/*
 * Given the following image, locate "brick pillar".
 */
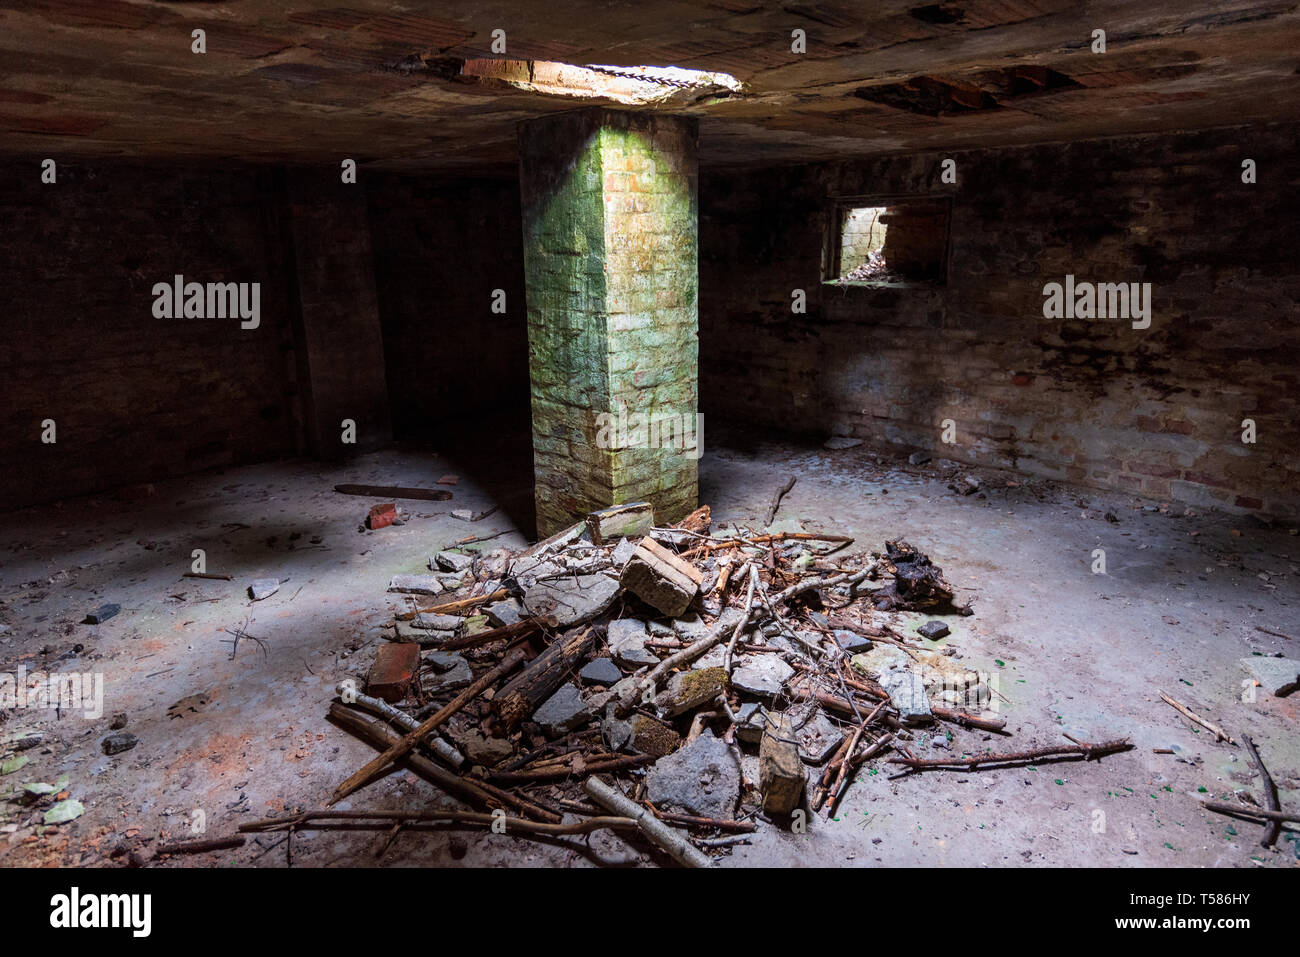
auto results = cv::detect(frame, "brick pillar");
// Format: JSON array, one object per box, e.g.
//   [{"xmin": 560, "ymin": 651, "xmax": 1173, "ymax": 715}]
[{"xmin": 519, "ymin": 108, "xmax": 699, "ymax": 537}]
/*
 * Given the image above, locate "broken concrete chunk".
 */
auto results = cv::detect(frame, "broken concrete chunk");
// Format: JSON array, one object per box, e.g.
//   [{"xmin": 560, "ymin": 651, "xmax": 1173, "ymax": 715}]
[
  {"xmin": 524, "ymin": 573, "xmax": 619, "ymax": 627},
  {"xmin": 367, "ymin": 642, "xmax": 421, "ymax": 703},
  {"xmin": 736, "ymin": 702, "xmax": 768, "ymax": 744},
  {"xmin": 619, "ymin": 537, "xmax": 703, "ymax": 618},
  {"xmin": 84, "ymin": 603, "xmax": 121, "ymax": 624},
  {"xmin": 461, "ymin": 614, "xmax": 492, "ymax": 637},
  {"xmin": 587, "ymin": 502, "xmax": 655, "ymax": 546},
  {"xmin": 423, "ymin": 650, "xmax": 464, "ymax": 673},
  {"xmin": 731, "ymin": 656, "xmax": 795, "ymax": 698},
  {"xmin": 832, "ymin": 629, "xmax": 872, "ymax": 653},
  {"xmin": 484, "ymin": 599, "xmax": 525, "ymax": 627},
  {"xmin": 878, "ymin": 670, "xmax": 933, "ymax": 724},
  {"xmin": 645, "ymin": 730, "xmax": 741, "ymax": 820},
  {"xmin": 387, "ymin": 574, "xmax": 442, "ymax": 596},
  {"xmin": 434, "ymin": 573, "xmax": 466, "ymax": 590},
  {"xmin": 658, "ymin": 666, "xmax": 727, "ymax": 717},
  {"xmin": 579, "ymin": 657, "xmax": 622, "ymax": 686},
  {"xmin": 796, "ymin": 710, "xmax": 844, "ymax": 765},
  {"xmin": 611, "ymin": 537, "xmax": 638, "ymax": 566},
  {"xmin": 422, "ymin": 656, "xmax": 473, "ymax": 693},
  {"xmin": 455, "ymin": 729, "xmax": 513, "ymax": 768},
  {"xmin": 101, "ymin": 731, "xmax": 139, "ymax": 756},
  {"xmin": 412, "ymin": 612, "xmax": 462, "ymax": 632},
  {"xmin": 247, "ymin": 580, "xmax": 279, "ymax": 601},
  {"xmin": 908, "ymin": 450, "xmax": 932, "ymax": 466},
  {"xmin": 433, "ymin": 550, "xmax": 475, "ymax": 573},
  {"xmin": 760, "ymin": 713, "xmax": 806, "ymax": 815},
  {"xmin": 850, "ymin": 644, "xmax": 911, "ymax": 678},
  {"xmin": 918, "ymin": 620, "xmax": 951, "ymax": 640},
  {"xmin": 672, "ymin": 612, "xmax": 707, "ymax": 641},
  {"xmin": 533, "ymin": 685, "xmax": 592, "ymax": 736},
  {"xmin": 1240, "ymin": 656, "xmax": 1300, "ymax": 697},
  {"xmin": 608, "ymin": 618, "xmax": 658, "ymax": 667}
]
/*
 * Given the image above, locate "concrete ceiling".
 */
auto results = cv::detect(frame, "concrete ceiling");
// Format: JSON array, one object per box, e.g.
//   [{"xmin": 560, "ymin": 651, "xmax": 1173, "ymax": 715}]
[{"xmin": 1, "ymin": 0, "xmax": 1298, "ymax": 171}]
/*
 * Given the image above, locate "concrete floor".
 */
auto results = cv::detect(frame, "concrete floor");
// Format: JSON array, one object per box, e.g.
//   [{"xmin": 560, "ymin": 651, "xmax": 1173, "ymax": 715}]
[{"xmin": 1, "ymin": 429, "xmax": 1296, "ymax": 868}]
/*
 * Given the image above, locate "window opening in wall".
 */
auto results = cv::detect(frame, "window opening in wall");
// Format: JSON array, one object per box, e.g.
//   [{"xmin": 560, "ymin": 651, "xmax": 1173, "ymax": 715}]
[{"xmin": 830, "ymin": 199, "xmax": 950, "ymax": 286}]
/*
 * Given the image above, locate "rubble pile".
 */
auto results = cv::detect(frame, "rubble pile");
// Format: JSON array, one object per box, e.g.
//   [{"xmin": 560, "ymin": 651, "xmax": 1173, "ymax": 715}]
[{"xmin": 256, "ymin": 502, "xmax": 1129, "ymax": 866}]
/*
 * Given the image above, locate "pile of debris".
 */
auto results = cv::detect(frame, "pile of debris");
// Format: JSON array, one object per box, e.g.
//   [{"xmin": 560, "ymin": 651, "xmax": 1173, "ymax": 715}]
[{"xmin": 243, "ymin": 502, "xmax": 1130, "ymax": 866}]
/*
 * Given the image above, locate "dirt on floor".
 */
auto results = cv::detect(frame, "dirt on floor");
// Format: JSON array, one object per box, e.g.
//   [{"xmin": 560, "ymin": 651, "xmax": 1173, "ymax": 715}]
[{"xmin": 1, "ymin": 430, "xmax": 1296, "ymax": 868}]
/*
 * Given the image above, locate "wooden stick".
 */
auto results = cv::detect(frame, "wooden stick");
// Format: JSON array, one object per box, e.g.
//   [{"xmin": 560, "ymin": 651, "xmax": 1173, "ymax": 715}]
[
  {"xmin": 651, "ymin": 809, "xmax": 758, "ymax": 833},
  {"xmin": 764, "ymin": 475, "xmax": 796, "ymax": 526},
  {"xmin": 486, "ymin": 754, "xmax": 651, "ymax": 784},
  {"xmin": 331, "ymin": 648, "xmax": 526, "ymax": 804},
  {"xmin": 336, "ymin": 683, "xmax": 465, "ymax": 768},
  {"xmin": 1159, "ymin": 691, "xmax": 1235, "ymax": 745},
  {"xmin": 439, "ymin": 614, "xmax": 556, "ymax": 652},
  {"xmin": 492, "ymin": 627, "xmax": 597, "ymax": 733},
  {"xmin": 1199, "ymin": 801, "xmax": 1300, "ymax": 825},
  {"xmin": 240, "ymin": 808, "xmax": 636, "ymax": 838},
  {"xmin": 930, "ymin": 706, "xmax": 1007, "ymax": 733},
  {"xmin": 889, "ymin": 737, "xmax": 1131, "ymax": 771},
  {"xmin": 183, "ymin": 572, "xmax": 233, "ymax": 581},
  {"xmin": 154, "ymin": 835, "xmax": 245, "ymax": 856},
  {"xmin": 327, "ymin": 702, "xmax": 559, "ymax": 823},
  {"xmin": 1240, "ymin": 733, "xmax": 1282, "ymax": 847},
  {"xmin": 583, "ymin": 777, "xmax": 712, "ymax": 868},
  {"xmin": 334, "ymin": 483, "xmax": 452, "ymax": 501},
  {"xmin": 682, "ymin": 531, "xmax": 854, "ymax": 559},
  {"xmin": 395, "ymin": 588, "xmax": 511, "ymax": 621}
]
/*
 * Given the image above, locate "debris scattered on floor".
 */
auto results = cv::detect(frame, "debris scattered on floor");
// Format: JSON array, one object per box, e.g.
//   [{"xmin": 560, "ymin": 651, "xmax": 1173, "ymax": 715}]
[
  {"xmin": 247, "ymin": 579, "xmax": 280, "ymax": 601},
  {"xmin": 83, "ymin": 603, "xmax": 120, "ymax": 624}
]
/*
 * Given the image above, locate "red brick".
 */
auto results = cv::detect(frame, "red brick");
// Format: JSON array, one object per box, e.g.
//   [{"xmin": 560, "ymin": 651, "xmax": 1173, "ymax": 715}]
[
  {"xmin": 366, "ymin": 642, "xmax": 421, "ymax": 703},
  {"xmin": 367, "ymin": 502, "xmax": 397, "ymax": 529},
  {"xmin": 1234, "ymin": 495, "xmax": 1264, "ymax": 510}
]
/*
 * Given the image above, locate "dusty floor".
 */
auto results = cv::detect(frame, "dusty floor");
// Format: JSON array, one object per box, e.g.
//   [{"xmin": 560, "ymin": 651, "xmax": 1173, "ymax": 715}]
[{"xmin": 1, "ymin": 427, "xmax": 1296, "ymax": 868}]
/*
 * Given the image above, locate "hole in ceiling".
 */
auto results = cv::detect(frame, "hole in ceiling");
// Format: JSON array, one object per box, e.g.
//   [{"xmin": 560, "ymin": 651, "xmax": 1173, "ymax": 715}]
[
  {"xmin": 854, "ymin": 66, "xmax": 1079, "ymax": 116},
  {"xmin": 459, "ymin": 59, "xmax": 742, "ymax": 105}
]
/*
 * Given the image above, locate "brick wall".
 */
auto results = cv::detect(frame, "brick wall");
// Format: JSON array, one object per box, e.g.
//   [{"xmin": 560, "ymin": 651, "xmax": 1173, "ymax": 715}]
[
  {"xmin": 701, "ymin": 123, "xmax": 1300, "ymax": 517},
  {"xmin": 367, "ymin": 175, "xmax": 529, "ymax": 439},
  {"xmin": 0, "ymin": 162, "xmax": 301, "ymax": 508},
  {"xmin": 519, "ymin": 108, "xmax": 699, "ymax": 536}
]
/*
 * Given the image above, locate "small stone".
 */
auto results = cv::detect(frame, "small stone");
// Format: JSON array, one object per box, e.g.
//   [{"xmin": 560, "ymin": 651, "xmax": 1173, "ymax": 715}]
[
  {"xmin": 731, "ymin": 656, "xmax": 795, "ymax": 698},
  {"xmin": 672, "ymin": 613, "xmax": 708, "ymax": 641},
  {"xmin": 109, "ymin": 713, "xmax": 128, "ymax": 730},
  {"xmin": 760, "ymin": 713, "xmax": 806, "ymax": 815},
  {"xmin": 423, "ymin": 657, "xmax": 473, "ymax": 692},
  {"xmin": 736, "ymin": 702, "xmax": 768, "ymax": 744},
  {"xmin": 101, "ymin": 731, "xmax": 139, "ymax": 755},
  {"xmin": 433, "ymin": 551, "xmax": 475, "ymax": 573},
  {"xmin": 908, "ymin": 451, "xmax": 932, "ymax": 466},
  {"xmin": 388, "ymin": 575, "xmax": 442, "ymax": 596},
  {"xmin": 831, "ymin": 629, "xmax": 872, "ymax": 653},
  {"xmin": 645, "ymin": 730, "xmax": 741, "ymax": 819},
  {"xmin": 423, "ymin": 651, "xmax": 464, "ymax": 673},
  {"xmin": 659, "ymin": 666, "xmax": 728, "ymax": 717},
  {"xmin": 484, "ymin": 599, "xmax": 524, "ymax": 627},
  {"xmin": 611, "ymin": 537, "xmax": 638, "ymax": 566},
  {"xmin": 608, "ymin": 619, "xmax": 658, "ymax": 667},
  {"xmin": 456, "ymin": 730, "xmax": 513, "ymax": 768},
  {"xmin": 1240, "ymin": 656, "xmax": 1300, "ymax": 697},
  {"xmin": 451, "ymin": 509, "xmax": 475, "ymax": 521},
  {"xmin": 84, "ymin": 603, "xmax": 121, "ymax": 624},
  {"xmin": 918, "ymin": 620, "xmax": 951, "ymax": 640},
  {"xmin": 533, "ymin": 685, "xmax": 591, "ymax": 736},
  {"xmin": 435, "ymin": 573, "xmax": 466, "ymax": 590},
  {"xmin": 647, "ymin": 620, "xmax": 675, "ymax": 639},
  {"xmin": 796, "ymin": 711, "xmax": 843, "ymax": 764},
  {"xmin": 579, "ymin": 658, "xmax": 622, "ymax": 686},
  {"xmin": 461, "ymin": 615, "xmax": 492, "ymax": 637},
  {"xmin": 630, "ymin": 714, "xmax": 681, "ymax": 757},
  {"xmin": 823, "ymin": 436, "xmax": 862, "ymax": 450}
]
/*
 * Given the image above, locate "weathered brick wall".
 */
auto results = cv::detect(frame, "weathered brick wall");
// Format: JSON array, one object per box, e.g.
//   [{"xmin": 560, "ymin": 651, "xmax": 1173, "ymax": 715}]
[
  {"xmin": 367, "ymin": 175, "xmax": 529, "ymax": 439},
  {"xmin": 839, "ymin": 207, "xmax": 884, "ymax": 274},
  {"xmin": 520, "ymin": 108, "xmax": 699, "ymax": 536},
  {"xmin": 0, "ymin": 162, "xmax": 301, "ymax": 508},
  {"xmin": 287, "ymin": 170, "xmax": 391, "ymax": 458},
  {"xmin": 701, "ymin": 123, "xmax": 1300, "ymax": 516}
]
